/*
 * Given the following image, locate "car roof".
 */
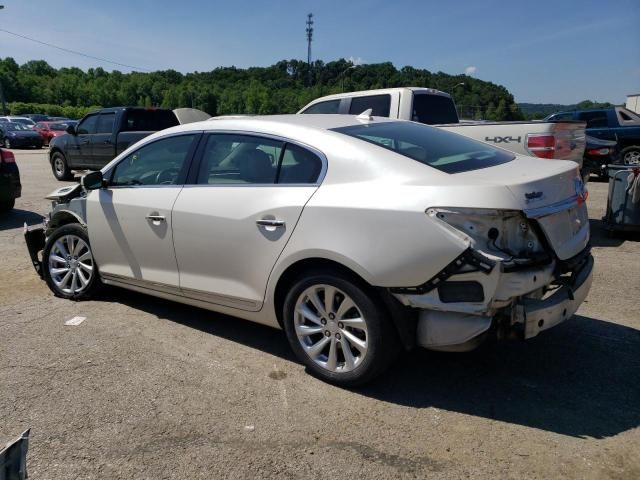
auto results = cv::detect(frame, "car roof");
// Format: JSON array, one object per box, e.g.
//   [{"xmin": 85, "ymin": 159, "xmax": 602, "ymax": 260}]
[{"xmin": 302, "ymin": 87, "xmax": 451, "ymax": 103}]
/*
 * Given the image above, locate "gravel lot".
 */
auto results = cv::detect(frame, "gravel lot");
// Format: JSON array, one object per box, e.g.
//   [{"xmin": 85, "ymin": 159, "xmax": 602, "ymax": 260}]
[{"xmin": 1, "ymin": 149, "xmax": 639, "ymax": 479}]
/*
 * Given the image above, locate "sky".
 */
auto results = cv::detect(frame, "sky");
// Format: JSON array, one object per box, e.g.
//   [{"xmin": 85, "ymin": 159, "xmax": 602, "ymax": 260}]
[{"xmin": 0, "ymin": 0, "xmax": 638, "ymax": 104}]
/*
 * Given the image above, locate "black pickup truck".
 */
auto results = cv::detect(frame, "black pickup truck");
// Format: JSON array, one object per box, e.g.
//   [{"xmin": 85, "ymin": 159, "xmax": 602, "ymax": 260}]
[
  {"xmin": 546, "ymin": 107, "xmax": 640, "ymax": 166},
  {"xmin": 49, "ymin": 107, "xmax": 180, "ymax": 180}
]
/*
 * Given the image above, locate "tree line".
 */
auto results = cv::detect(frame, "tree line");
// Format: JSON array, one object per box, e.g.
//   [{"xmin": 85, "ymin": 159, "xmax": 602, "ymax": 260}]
[{"xmin": 0, "ymin": 57, "xmax": 526, "ymax": 120}]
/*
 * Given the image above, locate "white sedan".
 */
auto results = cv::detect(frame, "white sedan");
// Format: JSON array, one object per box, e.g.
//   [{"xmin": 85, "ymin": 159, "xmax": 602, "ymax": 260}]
[{"xmin": 25, "ymin": 114, "xmax": 593, "ymax": 386}]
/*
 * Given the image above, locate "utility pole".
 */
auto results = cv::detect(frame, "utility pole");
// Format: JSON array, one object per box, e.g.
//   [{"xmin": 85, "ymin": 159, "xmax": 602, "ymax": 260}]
[
  {"xmin": 0, "ymin": 5, "xmax": 7, "ymax": 114},
  {"xmin": 305, "ymin": 13, "xmax": 313, "ymax": 86}
]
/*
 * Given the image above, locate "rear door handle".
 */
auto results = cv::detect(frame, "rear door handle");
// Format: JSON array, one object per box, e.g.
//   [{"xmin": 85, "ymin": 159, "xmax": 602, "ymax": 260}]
[
  {"xmin": 256, "ymin": 219, "xmax": 285, "ymax": 228},
  {"xmin": 145, "ymin": 214, "xmax": 166, "ymax": 222}
]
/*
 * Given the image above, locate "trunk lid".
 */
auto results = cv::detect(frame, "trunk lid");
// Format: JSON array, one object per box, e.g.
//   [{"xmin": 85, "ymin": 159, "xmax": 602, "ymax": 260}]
[{"xmin": 456, "ymin": 156, "xmax": 589, "ymax": 259}]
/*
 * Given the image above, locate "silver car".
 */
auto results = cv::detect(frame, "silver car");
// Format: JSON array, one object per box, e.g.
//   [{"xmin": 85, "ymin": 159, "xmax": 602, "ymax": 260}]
[{"xmin": 25, "ymin": 114, "xmax": 593, "ymax": 386}]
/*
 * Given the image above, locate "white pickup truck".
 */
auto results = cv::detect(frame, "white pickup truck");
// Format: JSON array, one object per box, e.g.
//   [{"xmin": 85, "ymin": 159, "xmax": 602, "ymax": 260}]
[{"xmin": 298, "ymin": 87, "xmax": 586, "ymax": 164}]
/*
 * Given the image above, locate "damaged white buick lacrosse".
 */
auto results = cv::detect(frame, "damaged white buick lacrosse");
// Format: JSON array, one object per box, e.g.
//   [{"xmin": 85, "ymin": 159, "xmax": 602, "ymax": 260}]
[{"xmin": 25, "ymin": 113, "xmax": 593, "ymax": 386}]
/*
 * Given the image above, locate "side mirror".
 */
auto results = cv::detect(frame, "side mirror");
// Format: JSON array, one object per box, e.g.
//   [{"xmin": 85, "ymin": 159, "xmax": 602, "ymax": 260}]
[
  {"xmin": 66, "ymin": 124, "xmax": 77, "ymax": 135},
  {"xmin": 81, "ymin": 171, "xmax": 104, "ymax": 190}
]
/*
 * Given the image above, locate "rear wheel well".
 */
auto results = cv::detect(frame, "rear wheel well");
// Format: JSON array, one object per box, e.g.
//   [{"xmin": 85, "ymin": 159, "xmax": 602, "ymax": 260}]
[{"xmin": 273, "ymin": 258, "xmax": 416, "ymax": 349}]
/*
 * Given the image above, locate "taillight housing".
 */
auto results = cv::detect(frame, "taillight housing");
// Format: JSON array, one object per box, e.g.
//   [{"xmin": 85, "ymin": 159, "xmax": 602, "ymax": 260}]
[
  {"xmin": 587, "ymin": 148, "xmax": 610, "ymax": 156},
  {"xmin": 0, "ymin": 149, "xmax": 16, "ymax": 164},
  {"xmin": 526, "ymin": 134, "xmax": 556, "ymax": 159}
]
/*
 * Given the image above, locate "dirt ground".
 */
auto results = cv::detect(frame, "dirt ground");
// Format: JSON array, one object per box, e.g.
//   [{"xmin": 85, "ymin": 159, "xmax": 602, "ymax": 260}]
[{"xmin": 1, "ymin": 149, "xmax": 639, "ymax": 479}]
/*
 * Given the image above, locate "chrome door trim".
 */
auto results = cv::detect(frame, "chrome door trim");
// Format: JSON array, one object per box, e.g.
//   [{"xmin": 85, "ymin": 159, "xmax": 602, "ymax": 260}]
[{"xmin": 100, "ymin": 272, "xmax": 260, "ymax": 311}]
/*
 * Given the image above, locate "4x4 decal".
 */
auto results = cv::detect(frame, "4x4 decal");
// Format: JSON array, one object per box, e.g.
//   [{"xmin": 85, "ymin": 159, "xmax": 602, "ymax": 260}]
[{"xmin": 484, "ymin": 136, "xmax": 522, "ymax": 144}]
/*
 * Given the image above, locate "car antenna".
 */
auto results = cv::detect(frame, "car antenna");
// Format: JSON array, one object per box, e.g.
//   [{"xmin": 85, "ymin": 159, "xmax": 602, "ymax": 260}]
[{"xmin": 357, "ymin": 108, "xmax": 374, "ymax": 122}]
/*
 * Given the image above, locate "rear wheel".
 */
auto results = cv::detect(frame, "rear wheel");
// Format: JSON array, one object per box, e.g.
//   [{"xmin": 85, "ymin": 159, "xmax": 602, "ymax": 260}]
[
  {"xmin": 42, "ymin": 223, "xmax": 102, "ymax": 300},
  {"xmin": 51, "ymin": 151, "xmax": 73, "ymax": 181},
  {"xmin": 621, "ymin": 146, "xmax": 640, "ymax": 166},
  {"xmin": 0, "ymin": 199, "xmax": 15, "ymax": 212},
  {"xmin": 282, "ymin": 269, "xmax": 400, "ymax": 386}
]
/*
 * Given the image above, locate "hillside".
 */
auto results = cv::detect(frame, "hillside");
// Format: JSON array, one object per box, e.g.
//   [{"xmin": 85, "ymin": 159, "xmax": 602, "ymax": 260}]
[{"xmin": 0, "ymin": 57, "xmax": 523, "ymax": 120}]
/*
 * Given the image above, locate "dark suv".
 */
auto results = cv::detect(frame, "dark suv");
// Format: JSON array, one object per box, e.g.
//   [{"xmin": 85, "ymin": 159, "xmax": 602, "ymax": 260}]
[{"xmin": 0, "ymin": 148, "xmax": 21, "ymax": 211}]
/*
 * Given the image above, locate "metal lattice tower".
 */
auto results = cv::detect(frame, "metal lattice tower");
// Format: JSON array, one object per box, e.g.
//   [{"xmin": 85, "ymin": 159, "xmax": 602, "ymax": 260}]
[{"xmin": 306, "ymin": 13, "xmax": 314, "ymax": 85}]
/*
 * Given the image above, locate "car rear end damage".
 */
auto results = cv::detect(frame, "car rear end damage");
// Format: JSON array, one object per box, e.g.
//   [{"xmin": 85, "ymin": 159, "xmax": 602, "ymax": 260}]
[{"xmin": 391, "ymin": 171, "xmax": 593, "ymax": 352}]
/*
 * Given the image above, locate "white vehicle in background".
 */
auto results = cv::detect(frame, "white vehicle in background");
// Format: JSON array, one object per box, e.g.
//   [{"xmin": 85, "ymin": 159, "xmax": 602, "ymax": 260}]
[
  {"xmin": 25, "ymin": 114, "xmax": 593, "ymax": 386},
  {"xmin": 299, "ymin": 87, "xmax": 586, "ymax": 165},
  {"xmin": 0, "ymin": 116, "xmax": 36, "ymax": 127}
]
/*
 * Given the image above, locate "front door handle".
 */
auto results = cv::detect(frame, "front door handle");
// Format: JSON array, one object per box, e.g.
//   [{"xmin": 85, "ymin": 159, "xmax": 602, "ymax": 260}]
[
  {"xmin": 145, "ymin": 214, "xmax": 166, "ymax": 222},
  {"xmin": 256, "ymin": 219, "xmax": 285, "ymax": 228}
]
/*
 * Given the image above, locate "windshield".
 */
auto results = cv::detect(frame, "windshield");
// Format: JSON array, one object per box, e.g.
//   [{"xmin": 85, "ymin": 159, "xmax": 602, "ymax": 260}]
[
  {"xmin": 332, "ymin": 121, "xmax": 515, "ymax": 174},
  {"xmin": 12, "ymin": 118, "xmax": 35, "ymax": 125}
]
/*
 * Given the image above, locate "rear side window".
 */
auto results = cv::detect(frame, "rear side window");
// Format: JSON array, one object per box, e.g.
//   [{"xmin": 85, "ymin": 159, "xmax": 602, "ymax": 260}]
[
  {"xmin": 197, "ymin": 134, "xmax": 282, "ymax": 185},
  {"xmin": 96, "ymin": 113, "xmax": 115, "ymax": 134},
  {"xmin": 278, "ymin": 144, "xmax": 323, "ymax": 184},
  {"xmin": 348, "ymin": 95, "xmax": 391, "ymax": 117},
  {"xmin": 123, "ymin": 109, "xmax": 179, "ymax": 131},
  {"xmin": 577, "ymin": 111, "xmax": 609, "ymax": 129},
  {"xmin": 333, "ymin": 121, "xmax": 514, "ymax": 174},
  {"xmin": 302, "ymin": 100, "xmax": 340, "ymax": 114},
  {"xmin": 412, "ymin": 94, "xmax": 459, "ymax": 124}
]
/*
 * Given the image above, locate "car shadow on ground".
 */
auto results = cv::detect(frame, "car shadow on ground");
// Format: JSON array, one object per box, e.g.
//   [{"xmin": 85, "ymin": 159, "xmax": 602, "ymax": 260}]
[
  {"xmin": 101, "ymin": 289, "xmax": 640, "ymax": 440},
  {"xmin": 0, "ymin": 209, "xmax": 45, "ymax": 231},
  {"xmin": 589, "ymin": 218, "xmax": 640, "ymax": 247}
]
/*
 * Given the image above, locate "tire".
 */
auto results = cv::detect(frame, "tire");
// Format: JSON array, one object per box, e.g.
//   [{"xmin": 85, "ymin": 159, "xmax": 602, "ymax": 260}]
[
  {"xmin": 4, "ymin": 138, "xmax": 11, "ymax": 149},
  {"xmin": 51, "ymin": 151, "xmax": 73, "ymax": 181},
  {"xmin": 42, "ymin": 223, "xmax": 102, "ymax": 300},
  {"xmin": 621, "ymin": 146, "xmax": 640, "ymax": 166},
  {"xmin": 282, "ymin": 268, "xmax": 401, "ymax": 387},
  {"xmin": 0, "ymin": 198, "xmax": 15, "ymax": 212}
]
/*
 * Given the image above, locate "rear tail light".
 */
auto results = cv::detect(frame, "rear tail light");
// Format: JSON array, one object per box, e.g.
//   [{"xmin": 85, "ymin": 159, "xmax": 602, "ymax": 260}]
[
  {"xmin": 587, "ymin": 148, "xmax": 610, "ymax": 156},
  {"xmin": 526, "ymin": 134, "xmax": 556, "ymax": 159},
  {"xmin": 0, "ymin": 149, "xmax": 16, "ymax": 164}
]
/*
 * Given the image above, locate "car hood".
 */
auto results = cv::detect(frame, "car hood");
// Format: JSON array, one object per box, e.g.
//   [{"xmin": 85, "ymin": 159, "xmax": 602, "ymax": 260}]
[{"xmin": 9, "ymin": 130, "xmax": 41, "ymax": 138}]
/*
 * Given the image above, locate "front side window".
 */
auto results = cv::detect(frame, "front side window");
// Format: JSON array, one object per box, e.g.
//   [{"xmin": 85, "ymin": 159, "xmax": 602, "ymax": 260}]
[
  {"xmin": 333, "ymin": 121, "xmax": 514, "ymax": 174},
  {"xmin": 348, "ymin": 95, "xmax": 391, "ymax": 117},
  {"xmin": 301, "ymin": 100, "xmax": 340, "ymax": 114},
  {"xmin": 110, "ymin": 134, "xmax": 195, "ymax": 186},
  {"xmin": 96, "ymin": 113, "xmax": 115, "ymax": 134},
  {"xmin": 197, "ymin": 134, "xmax": 282, "ymax": 184},
  {"xmin": 77, "ymin": 115, "xmax": 98, "ymax": 135}
]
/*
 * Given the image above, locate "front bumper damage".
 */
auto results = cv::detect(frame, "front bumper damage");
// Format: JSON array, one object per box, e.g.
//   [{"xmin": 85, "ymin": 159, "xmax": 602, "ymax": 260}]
[{"xmin": 392, "ymin": 246, "xmax": 594, "ymax": 351}]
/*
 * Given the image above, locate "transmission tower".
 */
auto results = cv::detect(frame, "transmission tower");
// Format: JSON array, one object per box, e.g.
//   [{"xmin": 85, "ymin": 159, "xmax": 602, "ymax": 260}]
[{"xmin": 306, "ymin": 13, "xmax": 314, "ymax": 86}]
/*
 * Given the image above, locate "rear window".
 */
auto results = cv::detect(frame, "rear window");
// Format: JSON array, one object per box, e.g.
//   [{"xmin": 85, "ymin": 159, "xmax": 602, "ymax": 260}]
[
  {"xmin": 348, "ymin": 95, "xmax": 391, "ymax": 117},
  {"xmin": 123, "ymin": 109, "xmax": 179, "ymax": 132},
  {"xmin": 332, "ymin": 121, "xmax": 514, "ymax": 174},
  {"xmin": 302, "ymin": 100, "xmax": 340, "ymax": 114},
  {"xmin": 411, "ymin": 94, "xmax": 459, "ymax": 124}
]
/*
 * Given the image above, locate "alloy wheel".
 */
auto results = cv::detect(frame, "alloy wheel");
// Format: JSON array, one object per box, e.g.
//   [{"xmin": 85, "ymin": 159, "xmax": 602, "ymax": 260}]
[
  {"xmin": 4, "ymin": 138, "xmax": 10, "ymax": 149},
  {"xmin": 48, "ymin": 234, "xmax": 94, "ymax": 294},
  {"xmin": 624, "ymin": 150, "xmax": 640, "ymax": 166},
  {"xmin": 54, "ymin": 157, "xmax": 65, "ymax": 177},
  {"xmin": 294, "ymin": 284, "xmax": 368, "ymax": 373}
]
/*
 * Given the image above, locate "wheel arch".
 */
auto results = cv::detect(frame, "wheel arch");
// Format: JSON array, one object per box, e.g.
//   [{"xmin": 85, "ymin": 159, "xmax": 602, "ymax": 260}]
[
  {"xmin": 271, "ymin": 256, "xmax": 417, "ymax": 350},
  {"xmin": 47, "ymin": 210, "xmax": 86, "ymax": 234}
]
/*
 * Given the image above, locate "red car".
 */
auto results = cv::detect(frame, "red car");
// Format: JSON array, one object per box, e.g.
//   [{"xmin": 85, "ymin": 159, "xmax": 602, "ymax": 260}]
[{"xmin": 33, "ymin": 121, "xmax": 75, "ymax": 145}]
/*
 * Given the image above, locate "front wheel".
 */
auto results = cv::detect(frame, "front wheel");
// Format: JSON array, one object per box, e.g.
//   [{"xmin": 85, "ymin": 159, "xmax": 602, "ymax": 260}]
[
  {"xmin": 0, "ymin": 198, "xmax": 15, "ymax": 212},
  {"xmin": 282, "ymin": 269, "xmax": 400, "ymax": 386},
  {"xmin": 42, "ymin": 223, "xmax": 102, "ymax": 300},
  {"xmin": 621, "ymin": 146, "xmax": 640, "ymax": 166},
  {"xmin": 51, "ymin": 151, "xmax": 73, "ymax": 181},
  {"xmin": 4, "ymin": 138, "xmax": 11, "ymax": 149}
]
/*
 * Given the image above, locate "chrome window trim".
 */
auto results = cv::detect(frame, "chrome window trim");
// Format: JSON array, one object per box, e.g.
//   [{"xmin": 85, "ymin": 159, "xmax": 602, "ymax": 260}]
[
  {"xmin": 523, "ymin": 195, "xmax": 581, "ymax": 219},
  {"xmin": 191, "ymin": 129, "xmax": 328, "ymax": 187}
]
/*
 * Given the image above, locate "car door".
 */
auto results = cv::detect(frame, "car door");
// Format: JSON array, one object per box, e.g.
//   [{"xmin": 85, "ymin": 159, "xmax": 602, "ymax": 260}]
[
  {"xmin": 172, "ymin": 133, "xmax": 325, "ymax": 311},
  {"xmin": 85, "ymin": 133, "xmax": 200, "ymax": 290},
  {"xmin": 91, "ymin": 112, "xmax": 116, "ymax": 168},
  {"xmin": 67, "ymin": 114, "xmax": 97, "ymax": 167}
]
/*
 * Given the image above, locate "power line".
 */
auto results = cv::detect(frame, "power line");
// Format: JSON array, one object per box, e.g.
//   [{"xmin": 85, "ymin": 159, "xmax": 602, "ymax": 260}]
[{"xmin": 0, "ymin": 28, "xmax": 153, "ymax": 72}]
